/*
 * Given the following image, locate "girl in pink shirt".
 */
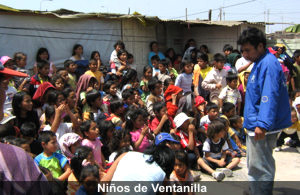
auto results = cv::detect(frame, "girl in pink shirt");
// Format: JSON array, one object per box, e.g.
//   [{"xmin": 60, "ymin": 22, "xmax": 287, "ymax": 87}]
[
  {"xmin": 80, "ymin": 120, "xmax": 105, "ymax": 168},
  {"xmin": 125, "ymin": 108, "xmax": 154, "ymax": 152}
]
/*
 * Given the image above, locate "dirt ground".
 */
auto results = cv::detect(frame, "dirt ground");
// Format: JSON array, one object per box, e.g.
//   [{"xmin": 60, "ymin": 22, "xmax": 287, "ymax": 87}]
[{"xmin": 191, "ymin": 146, "xmax": 300, "ymax": 194}]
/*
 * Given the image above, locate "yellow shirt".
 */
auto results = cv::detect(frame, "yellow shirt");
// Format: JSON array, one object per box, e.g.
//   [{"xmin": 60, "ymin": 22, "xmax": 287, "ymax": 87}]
[
  {"xmin": 283, "ymin": 121, "xmax": 300, "ymax": 134},
  {"xmin": 85, "ymin": 70, "xmax": 104, "ymax": 85},
  {"xmin": 193, "ymin": 64, "xmax": 212, "ymax": 86}
]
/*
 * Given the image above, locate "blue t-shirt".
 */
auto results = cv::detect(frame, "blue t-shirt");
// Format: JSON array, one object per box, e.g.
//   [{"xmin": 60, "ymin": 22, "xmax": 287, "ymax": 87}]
[{"xmin": 148, "ymin": 51, "xmax": 165, "ymax": 67}]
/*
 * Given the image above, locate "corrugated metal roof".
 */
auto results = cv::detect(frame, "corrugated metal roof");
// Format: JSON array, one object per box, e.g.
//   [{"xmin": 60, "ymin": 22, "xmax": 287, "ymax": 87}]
[{"xmin": 0, "ymin": 4, "xmax": 266, "ymax": 27}]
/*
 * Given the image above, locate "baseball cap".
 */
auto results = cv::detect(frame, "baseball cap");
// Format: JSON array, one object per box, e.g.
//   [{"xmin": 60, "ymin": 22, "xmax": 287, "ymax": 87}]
[
  {"xmin": 0, "ymin": 56, "xmax": 12, "ymax": 65},
  {"xmin": 0, "ymin": 62, "xmax": 28, "ymax": 77},
  {"xmin": 195, "ymin": 96, "xmax": 205, "ymax": 107},
  {"xmin": 174, "ymin": 112, "xmax": 194, "ymax": 129},
  {"xmin": 155, "ymin": 132, "xmax": 180, "ymax": 145},
  {"xmin": 0, "ymin": 110, "xmax": 16, "ymax": 125}
]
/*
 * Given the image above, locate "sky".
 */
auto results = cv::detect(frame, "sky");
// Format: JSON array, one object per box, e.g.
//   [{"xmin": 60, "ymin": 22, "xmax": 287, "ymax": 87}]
[{"xmin": 1, "ymin": 0, "xmax": 300, "ymax": 33}]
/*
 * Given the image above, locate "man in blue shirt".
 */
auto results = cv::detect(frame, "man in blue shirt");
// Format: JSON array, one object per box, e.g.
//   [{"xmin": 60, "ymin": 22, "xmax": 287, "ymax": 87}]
[{"xmin": 238, "ymin": 28, "xmax": 291, "ymax": 195}]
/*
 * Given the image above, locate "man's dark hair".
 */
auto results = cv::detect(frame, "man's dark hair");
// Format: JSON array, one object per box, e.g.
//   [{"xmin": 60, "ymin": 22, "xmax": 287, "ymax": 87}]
[{"xmin": 237, "ymin": 27, "xmax": 266, "ymax": 49}]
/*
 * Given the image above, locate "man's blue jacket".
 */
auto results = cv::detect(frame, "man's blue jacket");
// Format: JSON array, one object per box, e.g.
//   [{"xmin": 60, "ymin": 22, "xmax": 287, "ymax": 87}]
[{"xmin": 243, "ymin": 50, "xmax": 292, "ymax": 132}]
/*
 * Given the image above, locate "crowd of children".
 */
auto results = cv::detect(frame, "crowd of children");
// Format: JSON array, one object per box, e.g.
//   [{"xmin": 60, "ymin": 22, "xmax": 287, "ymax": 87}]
[{"xmin": 0, "ymin": 39, "xmax": 299, "ymax": 194}]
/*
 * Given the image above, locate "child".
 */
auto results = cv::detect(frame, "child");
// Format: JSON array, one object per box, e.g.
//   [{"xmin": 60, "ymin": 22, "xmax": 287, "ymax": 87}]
[
  {"xmin": 167, "ymin": 58, "xmax": 178, "ymax": 79},
  {"xmin": 175, "ymin": 61, "xmax": 193, "ymax": 95},
  {"xmin": 83, "ymin": 89, "xmax": 106, "ymax": 122},
  {"xmin": 102, "ymin": 81, "xmax": 120, "ymax": 113},
  {"xmin": 170, "ymin": 150, "xmax": 194, "ymax": 182},
  {"xmin": 223, "ymin": 44, "xmax": 233, "ymax": 58},
  {"xmin": 43, "ymin": 104, "xmax": 78, "ymax": 142},
  {"xmin": 76, "ymin": 165, "xmax": 101, "ymax": 195},
  {"xmin": 163, "ymin": 85, "xmax": 183, "ymax": 118},
  {"xmin": 163, "ymin": 78, "xmax": 175, "ymax": 92},
  {"xmin": 107, "ymin": 100, "xmax": 124, "ymax": 127},
  {"xmin": 154, "ymin": 132, "xmax": 181, "ymax": 150},
  {"xmin": 69, "ymin": 146, "xmax": 97, "ymax": 195},
  {"xmin": 29, "ymin": 60, "xmax": 50, "ymax": 96},
  {"xmin": 202, "ymin": 120, "xmax": 240, "ymax": 177},
  {"xmin": 174, "ymin": 113, "xmax": 201, "ymax": 165},
  {"xmin": 58, "ymin": 132, "xmax": 82, "ymax": 160},
  {"xmin": 111, "ymin": 49, "xmax": 127, "ymax": 76},
  {"xmin": 229, "ymin": 115, "xmax": 246, "ymax": 145},
  {"xmin": 157, "ymin": 59, "xmax": 171, "ymax": 83},
  {"xmin": 140, "ymin": 65, "xmax": 153, "ymax": 102},
  {"xmin": 75, "ymin": 74, "xmax": 98, "ymax": 109},
  {"xmin": 146, "ymin": 78, "xmax": 163, "ymax": 116},
  {"xmin": 64, "ymin": 59, "xmax": 78, "ymax": 90},
  {"xmin": 149, "ymin": 102, "xmax": 176, "ymax": 135},
  {"xmin": 291, "ymin": 50, "xmax": 300, "ymax": 91},
  {"xmin": 220, "ymin": 103, "xmax": 243, "ymax": 150},
  {"xmin": 120, "ymin": 69, "xmax": 137, "ymax": 91},
  {"xmin": 173, "ymin": 54, "xmax": 183, "ymax": 72},
  {"xmin": 13, "ymin": 52, "xmax": 30, "ymax": 90},
  {"xmin": 98, "ymin": 120, "xmax": 115, "ymax": 160},
  {"xmin": 108, "ymin": 129, "xmax": 133, "ymax": 163},
  {"xmin": 122, "ymin": 88, "xmax": 135, "ymax": 108},
  {"xmin": 110, "ymin": 40, "xmax": 125, "ymax": 65},
  {"xmin": 56, "ymin": 68, "xmax": 70, "ymax": 87},
  {"xmin": 51, "ymin": 74, "xmax": 65, "ymax": 91},
  {"xmin": 199, "ymin": 103, "xmax": 219, "ymax": 132},
  {"xmin": 218, "ymin": 72, "xmax": 242, "ymax": 115},
  {"xmin": 202, "ymin": 53, "xmax": 227, "ymax": 105},
  {"xmin": 34, "ymin": 131, "xmax": 71, "ymax": 181},
  {"xmin": 20, "ymin": 122, "xmax": 43, "ymax": 156},
  {"xmin": 238, "ymin": 70, "xmax": 250, "ymax": 115},
  {"xmin": 85, "ymin": 59, "xmax": 104, "ymax": 91},
  {"xmin": 193, "ymin": 53, "xmax": 212, "ymax": 100},
  {"xmin": 132, "ymin": 88, "xmax": 145, "ymax": 108},
  {"xmin": 90, "ymin": 50, "xmax": 102, "ymax": 70},
  {"xmin": 151, "ymin": 55, "xmax": 160, "ymax": 77},
  {"xmin": 33, "ymin": 47, "xmax": 56, "ymax": 76},
  {"xmin": 127, "ymin": 53, "xmax": 136, "ymax": 70},
  {"xmin": 275, "ymin": 108, "xmax": 300, "ymax": 152},
  {"xmin": 173, "ymin": 113, "xmax": 224, "ymax": 181},
  {"xmin": 125, "ymin": 108, "xmax": 153, "ymax": 152},
  {"xmin": 80, "ymin": 120, "xmax": 106, "ymax": 168}
]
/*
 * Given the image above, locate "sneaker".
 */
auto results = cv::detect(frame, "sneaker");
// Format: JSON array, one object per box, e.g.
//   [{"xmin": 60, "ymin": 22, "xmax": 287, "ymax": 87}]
[
  {"xmin": 296, "ymin": 147, "xmax": 300, "ymax": 153},
  {"xmin": 212, "ymin": 171, "xmax": 225, "ymax": 182},
  {"xmin": 216, "ymin": 168, "xmax": 233, "ymax": 177},
  {"xmin": 274, "ymin": 147, "xmax": 281, "ymax": 152}
]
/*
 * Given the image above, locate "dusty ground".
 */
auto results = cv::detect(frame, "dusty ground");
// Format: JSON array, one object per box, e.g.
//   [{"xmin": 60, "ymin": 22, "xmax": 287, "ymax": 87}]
[{"xmin": 191, "ymin": 146, "xmax": 300, "ymax": 194}]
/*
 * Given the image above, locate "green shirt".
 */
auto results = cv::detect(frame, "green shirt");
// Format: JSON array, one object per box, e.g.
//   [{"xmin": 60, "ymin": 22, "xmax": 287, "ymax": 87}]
[{"xmin": 34, "ymin": 152, "xmax": 67, "ymax": 178}]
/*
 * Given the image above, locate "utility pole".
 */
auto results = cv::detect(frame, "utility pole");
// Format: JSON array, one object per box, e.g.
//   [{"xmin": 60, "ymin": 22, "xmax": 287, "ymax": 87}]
[
  {"xmin": 219, "ymin": 8, "xmax": 222, "ymax": 21},
  {"xmin": 185, "ymin": 8, "xmax": 188, "ymax": 21},
  {"xmin": 267, "ymin": 9, "xmax": 270, "ymax": 33},
  {"xmin": 208, "ymin": 9, "xmax": 212, "ymax": 21}
]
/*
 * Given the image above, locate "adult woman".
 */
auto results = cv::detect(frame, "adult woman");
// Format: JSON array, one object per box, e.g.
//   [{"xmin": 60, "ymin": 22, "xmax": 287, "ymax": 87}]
[
  {"xmin": 102, "ymin": 145, "xmax": 174, "ymax": 182},
  {"xmin": 70, "ymin": 44, "xmax": 85, "ymax": 61},
  {"xmin": 148, "ymin": 41, "xmax": 165, "ymax": 67}
]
